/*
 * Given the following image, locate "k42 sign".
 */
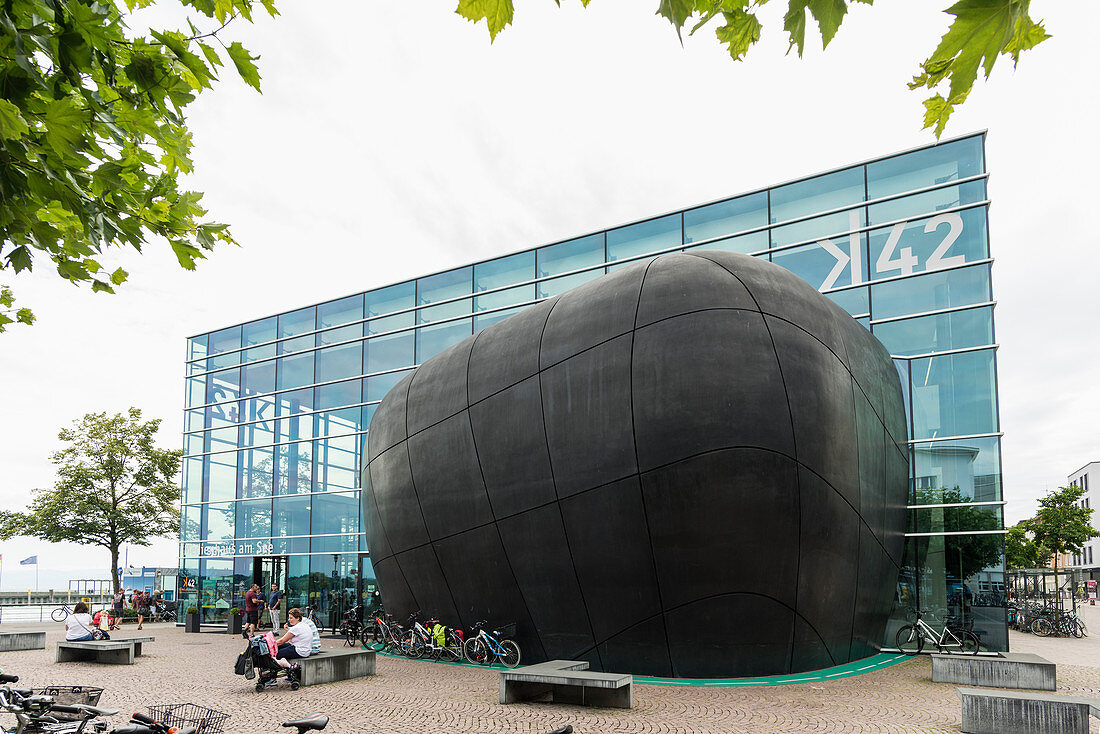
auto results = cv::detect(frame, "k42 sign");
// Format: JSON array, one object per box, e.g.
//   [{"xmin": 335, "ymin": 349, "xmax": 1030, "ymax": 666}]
[{"xmin": 773, "ymin": 208, "xmax": 987, "ymax": 293}]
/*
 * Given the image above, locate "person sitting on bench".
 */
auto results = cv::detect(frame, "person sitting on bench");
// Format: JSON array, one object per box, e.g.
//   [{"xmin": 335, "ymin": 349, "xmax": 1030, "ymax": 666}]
[
  {"xmin": 272, "ymin": 607, "xmax": 313, "ymax": 670},
  {"xmin": 64, "ymin": 602, "xmax": 96, "ymax": 642}
]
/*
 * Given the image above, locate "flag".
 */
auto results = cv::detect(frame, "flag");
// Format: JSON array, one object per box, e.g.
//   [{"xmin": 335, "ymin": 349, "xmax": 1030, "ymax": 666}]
[{"xmin": 19, "ymin": 556, "xmax": 37, "ymax": 565}]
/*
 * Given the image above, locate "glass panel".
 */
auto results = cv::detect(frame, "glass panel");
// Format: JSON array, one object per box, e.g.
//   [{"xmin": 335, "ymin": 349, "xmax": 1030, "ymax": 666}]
[
  {"xmin": 205, "ymin": 426, "xmax": 237, "ymax": 453},
  {"xmin": 206, "ymin": 367, "xmax": 240, "ymax": 405},
  {"xmin": 825, "ymin": 287, "xmax": 869, "ymax": 316},
  {"xmin": 474, "ymin": 252, "xmax": 534, "ymax": 304},
  {"xmin": 684, "ymin": 231, "xmax": 768, "ymax": 256},
  {"xmin": 317, "ymin": 294, "xmax": 363, "ymax": 330},
  {"xmin": 771, "ymin": 167, "xmax": 865, "ymax": 223},
  {"xmin": 239, "ymin": 446, "xmax": 274, "ymax": 498},
  {"xmin": 286, "ymin": 555, "xmax": 309, "ymax": 611},
  {"xmin": 276, "ymin": 352, "xmax": 314, "ymax": 390},
  {"xmin": 207, "ymin": 351, "xmax": 239, "ymax": 370},
  {"xmin": 475, "ymin": 306, "xmax": 525, "ymax": 331},
  {"xmin": 416, "ymin": 319, "xmax": 472, "ymax": 362},
  {"xmin": 241, "ymin": 360, "xmax": 275, "ymax": 396},
  {"xmin": 894, "ymin": 359, "xmax": 911, "ymax": 437},
  {"xmin": 243, "ymin": 316, "xmax": 276, "ymax": 347},
  {"xmin": 868, "ymin": 207, "xmax": 988, "ymax": 281},
  {"xmin": 187, "ymin": 334, "xmax": 208, "ymax": 361},
  {"xmin": 310, "ymin": 534, "xmax": 360, "ymax": 553},
  {"xmin": 208, "ymin": 325, "xmax": 241, "ymax": 355},
  {"xmin": 538, "ymin": 233, "xmax": 605, "ymax": 277},
  {"xmin": 183, "ymin": 432, "xmax": 203, "ymax": 457},
  {"xmin": 278, "ymin": 334, "xmax": 314, "ymax": 355},
  {"xmin": 205, "ymin": 403, "xmax": 237, "ymax": 430},
  {"xmin": 872, "ymin": 306, "xmax": 994, "ymax": 357},
  {"xmin": 204, "ymin": 452, "xmax": 238, "ymax": 502},
  {"xmin": 417, "ymin": 267, "xmax": 472, "ymax": 323},
  {"xmin": 276, "ymin": 387, "xmax": 313, "ymax": 414},
  {"xmin": 684, "ymin": 192, "xmax": 768, "ymax": 244},
  {"xmin": 276, "ymin": 413, "xmax": 313, "ymax": 444},
  {"xmin": 365, "ymin": 369, "xmax": 413, "ymax": 403},
  {"xmin": 273, "ymin": 496, "xmax": 311, "ymax": 536},
  {"xmin": 240, "ymin": 397, "xmax": 276, "ymax": 447},
  {"xmin": 244, "ymin": 344, "xmax": 276, "ymax": 362},
  {"xmin": 312, "ymin": 494, "xmax": 359, "ymax": 534},
  {"xmin": 536, "ymin": 270, "xmax": 603, "ymax": 299},
  {"xmin": 607, "ymin": 214, "xmax": 680, "ymax": 262},
  {"xmin": 867, "ymin": 136, "xmax": 984, "ymax": 200},
  {"xmin": 279, "ymin": 306, "xmax": 316, "ymax": 339},
  {"xmin": 186, "ymin": 377, "xmax": 205, "ymax": 409},
  {"xmin": 365, "ymin": 332, "xmax": 415, "ymax": 374},
  {"xmin": 315, "ymin": 407, "xmax": 360, "ymax": 438},
  {"xmin": 911, "ymin": 436, "xmax": 1002, "ymax": 504},
  {"xmin": 771, "ymin": 233, "xmax": 868, "ymax": 292},
  {"xmin": 317, "ymin": 323, "xmax": 362, "ymax": 347},
  {"xmin": 868, "ymin": 180, "xmax": 986, "ymax": 225},
  {"xmin": 910, "ymin": 348, "xmax": 998, "ymax": 440},
  {"xmin": 316, "ymin": 379, "xmax": 362, "ymax": 411},
  {"xmin": 476, "ymin": 284, "xmax": 534, "ymax": 312},
  {"xmin": 199, "ymin": 558, "xmax": 233, "ymax": 623},
  {"xmin": 362, "ymin": 403, "xmax": 379, "ymax": 432},
  {"xmin": 181, "ymin": 504, "xmax": 201, "ymax": 542},
  {"xmin": 315, "ymin": 342, "xmax": 363, "ymax": 384},
  {"xmin": 275, "ymin": 441, "xmax": 313, "ymax": 495},
  {"xmin": 183, "ymin": 457, "xmax": 203, "ymax": 505},
  {"xmin": 870, "ymin": 263, "xmax": 991, "ymax": 321},
  {"xmin": 186, "ymin": 409, "xmax": 204, "ymax": 433},
  {"xmin": 202, "ymin": 502, "xmax": 235, "ymax": 540},
  {"xmin": 772, "ymin": 208, "xmax": 865, "ymax": 250},
  {"xmin": 365, "ymin": 282, "xmax": 415, "ymax": 335},
  {"xmin": 236, "ymin": 498, "xmax": 272, "ymax": 538},
  {"xmin": 314, "ymin": 436, "xmax": 360, "ymax": 492}
]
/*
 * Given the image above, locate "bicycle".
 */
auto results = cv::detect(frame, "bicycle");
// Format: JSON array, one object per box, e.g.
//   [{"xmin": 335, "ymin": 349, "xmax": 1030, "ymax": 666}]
[
  {"xmin": 336, "ymin": 605, "xmax": 364, "ymax": 647},
  {"xmin": 463, "ymin": 620, "xmax": 521, "ymax": 668},
  {"xmin": 50, "ymin": 605, "xmax": 75, "ymax": 623},
  {"xmin": 0, "ymin": 674, "xmax": 119, "ymax": 734},
  {"xmin": 895, "ymin": 610, "xmax": 980, "ymax": 655}
]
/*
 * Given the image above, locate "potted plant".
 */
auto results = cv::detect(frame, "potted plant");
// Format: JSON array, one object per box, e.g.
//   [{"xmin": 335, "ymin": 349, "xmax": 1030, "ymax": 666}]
[
  {"xmin": 185, "ymin": 605, "xmax": 201, "ymax": 633},
  {"xmin": 226, "ymin": 607, "xmax": 243, "ymax": 635}
]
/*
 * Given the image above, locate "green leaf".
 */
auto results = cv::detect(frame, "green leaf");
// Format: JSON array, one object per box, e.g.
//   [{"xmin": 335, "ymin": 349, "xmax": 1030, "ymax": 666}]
[
  {"xmin": 0, "ymin": 99, "xmax": 30, "ymax": 140},
  {"xmin": 455, "ymin": 0, "xmax": 514, "ymax": 42},
  {"xmin": 715, "ymin": 8, "xmax": 762, "ymax": 61},
  {"xmin": 785, "ymin": 0, "xmax": 852, "ymax": 55},
  {"xmin": 226, "ymin": 42, "xmax": 262, "ymax": 91},
  {"xmin": 657, "ymin": 0, "xmax": 696, "ymax": 41},
  {"xmin": 152, "ymin": 30, "xmax": 216, "ymax": 90},
  {"xmin": 7, "ymin": 246, "xmax": 33, "ymax": 273},
  {"xmin": 109, "ymin": 267, "xmax": 129, "ymax": 286},
  {"xmin": 44, "ymin": 98, "xmax": 87, "ymax": 157}
]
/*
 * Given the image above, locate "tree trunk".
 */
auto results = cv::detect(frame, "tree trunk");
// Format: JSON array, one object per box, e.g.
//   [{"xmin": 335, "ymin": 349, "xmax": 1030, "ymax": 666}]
[{"xmin": 111, "ymin": 545, "xmax": 120, "ymax": 594}]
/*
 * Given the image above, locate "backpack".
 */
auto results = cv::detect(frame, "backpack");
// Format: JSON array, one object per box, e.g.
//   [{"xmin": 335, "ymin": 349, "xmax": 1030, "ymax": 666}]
[{"xmin": 432, "ymin": 623, "xmax": 446, "ymax": 647}]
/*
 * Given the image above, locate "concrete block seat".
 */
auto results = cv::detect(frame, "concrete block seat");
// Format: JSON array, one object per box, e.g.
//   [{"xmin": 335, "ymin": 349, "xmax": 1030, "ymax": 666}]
[
  {"xmin": 933, "ymin": 652, "xmax": 1056, "ymax": 691},
  {"xmin": 296, "ymin": 648, "xmax": 375, "ymax": 686},
  {"xmin": 55, "ymin": 636, "xmax": 154, "ymax": 665},
  {"xmin": 500, "ymin": 660, "xmax": 632, "ymax": 709},
  {"xmin": 959, "ymin": 687, "xmax": 1100, "ymax": 734},
  {"xmin": 0, "ymin": 632, "xmax": 46, "ymax": 651}
]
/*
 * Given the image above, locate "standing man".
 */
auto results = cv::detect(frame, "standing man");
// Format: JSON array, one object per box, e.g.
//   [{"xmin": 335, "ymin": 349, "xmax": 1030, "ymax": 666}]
[
  {"xmin": 243, "ymin": 583, "xmax": 261, "ymax": 639},
  {"xmin": 268, "ymin": 583, "xmax": 283, "ymax": 631}
]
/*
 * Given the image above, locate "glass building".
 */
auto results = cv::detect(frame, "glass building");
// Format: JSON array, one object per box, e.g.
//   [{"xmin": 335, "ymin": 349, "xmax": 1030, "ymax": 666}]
[{"xmin": 179, "ymin": 132, "xmax": 1006, "ymax": 651}]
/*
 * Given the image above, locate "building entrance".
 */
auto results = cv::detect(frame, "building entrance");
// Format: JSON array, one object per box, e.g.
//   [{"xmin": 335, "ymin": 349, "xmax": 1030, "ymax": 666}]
[{"xmin": 252, "ymin": 556, "xmax": 288, "ymax": 628}]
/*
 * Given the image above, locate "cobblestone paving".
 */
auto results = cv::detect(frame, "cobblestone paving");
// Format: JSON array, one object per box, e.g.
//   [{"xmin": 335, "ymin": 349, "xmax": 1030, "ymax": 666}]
[{"xmin": 1, "ymin": 622, "xmax": 1098, "ymax": 734}]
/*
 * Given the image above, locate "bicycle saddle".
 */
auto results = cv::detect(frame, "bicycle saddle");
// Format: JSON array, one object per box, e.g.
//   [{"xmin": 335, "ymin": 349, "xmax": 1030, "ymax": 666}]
[
  {"xmin": 73, "ymin": 703, "xmax": 120, "ymax": 716},
  {"xmin": 282, "ymin": 713, "xmax": 328, "ymax": 732}
]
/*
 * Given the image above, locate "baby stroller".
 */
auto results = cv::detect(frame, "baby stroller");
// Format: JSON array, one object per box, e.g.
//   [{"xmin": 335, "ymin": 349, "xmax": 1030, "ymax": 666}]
[{"xmin": 235, "ymin": 633, "xmax": 302, "ymax": 692}]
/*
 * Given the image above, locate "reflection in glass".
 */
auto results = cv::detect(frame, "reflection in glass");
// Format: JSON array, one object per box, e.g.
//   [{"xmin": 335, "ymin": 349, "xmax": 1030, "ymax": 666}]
[
  {"xmin": 538, "ymin": 234, "xmax": 604, "ymax": 278},
  {"xmin": 770, "ymin": 167, "xmax": 864, "ymax": 223},
  {"xmin": 202, "ymin": 502, "xmax": 235, "ymax": 540},
  {"xmin": 912, "ymin": 436, "xmax": 1001, "ymax": 504},
  {"xmin": 317, "ymin": 295, "xmax": 364, "ymax": 330},
  {"xmin": 238, "ymin": 447, "xmax": 274, "ymax": 498},
  {"xmin": 236, "ymin": 498, "xmax": 272, "ymax": 538},
  {"xmin": 315, "ymin": 342, "xmax": 363, "ymax": 384},
  {"xmin": 241, "ymin": 361, "xmax": 275, "ymax": 396},
  {"xmin": 684, "ymin": 192, "xmax": 767, "ymax": 244},
  {"xmin": 316, "ymin": 379, "xmax": 362, "ymax": 411},
  {"xmin": 181, "ymin": 504, "xmax": 201, "ymax": 541},
  {"xmin": 417, "ymin": 268, "xmax": 471, "ymax": 323},
  {"xmin": 208, "ymin": 325, "xmax": 241, "ymax": 355},
  {"xmin": 204, "ymin": 452, "xmax": 237, "ymax": 502},
  {"xmin": 872, "ymin": 306, "xmax": 994, "ymax": 357},
  {"xmin": 273, "ymin": 496, "xmax": 311, "ymax": 536},
  {"xmin": 317, "ymin": 323, "xmax": 362, "ymax": 347},
  {"xmin": 825, "ymin": 287, "xmax": 870, "ymax": 316},
  {"xmin": 607, "ymin": 214, "xmax": 681, "ymax": 262},
  {"xmin": 279, "ymin": 307, "xmax": 316, "ymax": 339},
  {"xmin": 867, "ymin": 207, "xmax": 988, "ymax": 282},
  {"xmin": 365, "ymin": 369, "xmax": 413, "ymax": 402},
  {"xmin": 276, "ymin": 352, "xmax": 314, "ymax": 390},
  {"xmin": 243, "ymin": 317, "xmax": 276, "ymax": 347},
  {"xmin": 868, "ymin": 180, "xmax": 986, "ymax": 225},
  {"xmin": 275, "ymin": 441, "xmax": 313, "ymax": 495},
  {"xmin": 366, "ymin": 332, "xmax": 414, "ymax": 374},
  {"xmin": 314, "ymin": 436, "xmax": 359, "ymax": 492},
  {"xmin": 867, "ymin": 137, "xmax": 984, "ymax": 200},
  {"xmin": 870, "ymin": 264, "xmax": 991, "ymax": 321},
  {"xmin": 910, "ymin": 349, "xmax": 998, "ymax": 440},
  {"xmin": 771, "ymin": 233, "xmax": 868, "ymax": 291},
  {"xmin": 416, "ymin": 319, "xmax": 472, "ymax": 362}
]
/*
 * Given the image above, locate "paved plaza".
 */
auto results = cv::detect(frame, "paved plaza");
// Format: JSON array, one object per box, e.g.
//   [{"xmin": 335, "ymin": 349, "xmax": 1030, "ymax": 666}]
[{"xmin": 0, "ymin": 610, "xmax": 1098, "ymax": 734}]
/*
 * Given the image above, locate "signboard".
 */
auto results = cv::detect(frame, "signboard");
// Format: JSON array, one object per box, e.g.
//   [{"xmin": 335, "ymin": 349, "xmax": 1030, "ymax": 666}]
[{"xmin": 199, "ymin": 540, "xmax": 275, "ymax": 557}]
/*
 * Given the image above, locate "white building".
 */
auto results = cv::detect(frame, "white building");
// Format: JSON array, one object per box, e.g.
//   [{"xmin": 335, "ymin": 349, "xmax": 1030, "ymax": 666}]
[{"xmin": 1068, "ymin": 461, "xmax": 1097, "ymax": 576}]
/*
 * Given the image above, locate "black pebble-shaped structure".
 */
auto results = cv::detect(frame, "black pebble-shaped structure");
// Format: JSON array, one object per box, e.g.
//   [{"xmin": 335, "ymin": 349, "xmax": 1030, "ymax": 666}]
[{"xmin": 363, "ymin": 251, "xmax": 909, "ymax": 678}]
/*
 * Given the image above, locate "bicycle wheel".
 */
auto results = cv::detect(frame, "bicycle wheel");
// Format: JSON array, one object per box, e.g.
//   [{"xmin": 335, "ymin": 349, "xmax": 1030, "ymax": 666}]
[
  {"xmin": 464, "ymin": 636, "xmax": 488, "ymax": 664},
  {"xmin": 1031, "ymin": 618, "xmax": 1053, "ymax": 637},
  {"xmin": 343, "ymin": 623, "xmax": 360, "ymax": 647},
  {"xmin": 499, "ymin": 639, "xmax": 522, "ymax": 668},
  {"xmin": 895, "ymin": 625, "xmax": 924, "ymax": 655},
  {"xmin": 406, "ymin": 635, "xmax": 426, "ymax": 659},
  {"xmin": 51, "ymin": 607, "xmax": 68, "ymax": 622},
  {"xmin": 959, "ymin": 631, "xmax": 980, "ymax": 654},
  {"xmin": 1076, "ymin": 620, "xmax": 1088, "ymax": 638}
]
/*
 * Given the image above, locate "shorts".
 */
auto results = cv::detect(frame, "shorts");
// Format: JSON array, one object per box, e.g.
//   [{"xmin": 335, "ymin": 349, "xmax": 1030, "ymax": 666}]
[{"xmin": 246, "ymin": 610, "xmax": 259, "ymax": 624}]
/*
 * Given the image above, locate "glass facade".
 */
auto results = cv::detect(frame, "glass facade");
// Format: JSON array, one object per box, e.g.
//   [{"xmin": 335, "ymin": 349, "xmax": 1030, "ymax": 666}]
[{"xmin": 180, "ymin": 132, "xmax": 1006, "ymax": 650}]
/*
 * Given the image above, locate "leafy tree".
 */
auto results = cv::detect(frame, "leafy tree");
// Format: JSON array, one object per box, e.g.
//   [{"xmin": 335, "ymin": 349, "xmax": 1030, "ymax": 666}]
[
  {"xmin": 912, "ymin": 486, "xmax": 1002, "ymax": 582},
  {"xmin": 1028, "ymin": 485, "xmax": 1098, "ymax": 603},
  {"xmin": 0, "ymin": 0, "xmax": 276, "ymax": 331},
  {"xmin": 1004, "ymin": 520, "xmax": 1050, "ymax": 569},
  {"xmin": 458, "ymin": 0, "xmax": 1051, "ymax": 136},
  {"xmin": 0, "ymin": 408, "xmax": 181, "ymax": 593}
]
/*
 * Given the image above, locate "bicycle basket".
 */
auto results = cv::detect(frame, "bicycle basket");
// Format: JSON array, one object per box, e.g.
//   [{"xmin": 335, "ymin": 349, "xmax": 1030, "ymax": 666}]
[
  {"xmin": 493, "ymin": 622, "xmax": 517, "ymax": 639},
  {"xmin": 32, "ymin": 687, "xmax": 104, "ymax": 722},
  {"xmin": 146, "ymin": 704, "xmax": 230, "ymax": 734}
]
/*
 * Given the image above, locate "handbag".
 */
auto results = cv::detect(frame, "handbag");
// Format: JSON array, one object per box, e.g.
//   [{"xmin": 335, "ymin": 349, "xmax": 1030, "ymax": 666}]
[{"xmin": 92, "ymin": 629, "xmax": 109, "ymax": 640}]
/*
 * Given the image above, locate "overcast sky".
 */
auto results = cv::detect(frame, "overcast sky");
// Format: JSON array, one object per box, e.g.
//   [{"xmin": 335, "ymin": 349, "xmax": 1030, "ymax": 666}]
[{"xmin": 1, "ymin": 0, "xmax": 1096, "ymax": 590}]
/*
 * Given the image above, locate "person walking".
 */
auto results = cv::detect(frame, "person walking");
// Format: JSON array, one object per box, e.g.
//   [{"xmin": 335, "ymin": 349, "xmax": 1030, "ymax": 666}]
[
  {"xmin": 135, "ymin": 590, "xmax": 148, "ymax": 630},
  {"xmin": 243, "ymin": 583, "xmax": 261, "ymax": 639},
  {"xmin": 268, "ymin": 583, "xmax": 283, "ymax": 631},
  {"xmin": 111, "ymin": 588, "xmax": 124, "ymax": 630}
]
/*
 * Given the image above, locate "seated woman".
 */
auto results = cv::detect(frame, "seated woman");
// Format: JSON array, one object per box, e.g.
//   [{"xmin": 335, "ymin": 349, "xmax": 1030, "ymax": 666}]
[
  {"xmin": 272, "ymin": 607, "xmax": 313, "ymax": 671},
  {"xmin": 64, "ymin": 602, "xmax": 96, "ymax": 641}
]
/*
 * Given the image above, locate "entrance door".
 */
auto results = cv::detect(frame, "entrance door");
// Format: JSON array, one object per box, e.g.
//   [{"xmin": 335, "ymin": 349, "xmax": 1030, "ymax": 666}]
[{"xmin": 252, "ymin": 556, "xmax": 288, "ymax": 628}]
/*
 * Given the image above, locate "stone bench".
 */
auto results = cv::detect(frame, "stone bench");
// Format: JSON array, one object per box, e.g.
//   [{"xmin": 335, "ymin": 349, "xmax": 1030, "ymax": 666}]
[
  {"xmin": 55, "ymin": 636, "xmax": 154, "ymax": 665},
  {"xmin": 500, "ymin": 659, "xmax": 632, "ymax": 709},
  {"xmin": 933, "ymin": 652, "xmax": 1056, "ymax": 691},
  {"xmin": 959, "ymin": 687, "xmax": 1100, "ymax": 734},
  {"xmin": 297, "ymin": 647, "xmax": 375, "ymax": 686},
  {"xmin": 0, "ymin": 632, "xmax": 45, "ymax": 651}
]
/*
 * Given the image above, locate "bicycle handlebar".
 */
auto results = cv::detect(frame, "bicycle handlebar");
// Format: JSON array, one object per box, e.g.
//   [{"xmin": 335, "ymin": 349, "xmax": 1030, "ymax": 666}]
[
  {"xmin": 50, "ymin": 704, "xmax": 84, "ymax": 715},
  {"xmin": 131, "ymin": 712, "xmax": 156, "ymax": 725},
  {"xmin": 112, "ymin": 726, "xmax": 155, "ymax": 734}
]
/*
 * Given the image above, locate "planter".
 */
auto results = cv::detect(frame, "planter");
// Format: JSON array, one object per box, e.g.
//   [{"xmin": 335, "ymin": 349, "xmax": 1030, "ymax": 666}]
[
  {"xmin": 185, "ymin": 612, "xmax": 201, "ymax": 633},
  {"xmin": 226, "ymin": 615, "xmax": 243, "ymax": 635}
]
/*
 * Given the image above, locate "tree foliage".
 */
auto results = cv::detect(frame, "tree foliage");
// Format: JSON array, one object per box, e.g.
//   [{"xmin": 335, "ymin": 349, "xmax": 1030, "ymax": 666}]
[
  {"xmin": 0, "ymin": 0, "xmax": 277, "ymax": 331},
  {"xmin": 1004, "ymin": 520, "xmax": 1049, "ymax": 570},
  {"xmin": 458, "ymin": 0, "xmax": 1051, "ymax": 137},
  {"xmin": 0, "ymin": 408, "xmax": 182, "ymax": 592},
  {"xmin": 913, "ymin": 486, "xmax": 1003, "ymax": 582},
  {"xmin": 1029, "ymin": 485, "xmax": 1097, "ymax": 562}
]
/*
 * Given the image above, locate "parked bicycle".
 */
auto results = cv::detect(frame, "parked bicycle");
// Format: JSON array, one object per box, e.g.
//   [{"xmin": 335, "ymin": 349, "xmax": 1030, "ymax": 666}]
[
  {"xmin": 50, "ymin": 605, "xmax": 76, "ymax": 623},
  {"xmin": 337, "ymin": 605, "xmax": 364, "ymax": 647},
  {"xmin": 464, "ymin": 620, "xmax": 521, "ymax": 668},
  {"xmin": 0, "ymin": 673, "xmax": 119, "ymax": 734},
  {"xmin": 895, "ymin": 609, "xmax": 980, "ymax": 654}
]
